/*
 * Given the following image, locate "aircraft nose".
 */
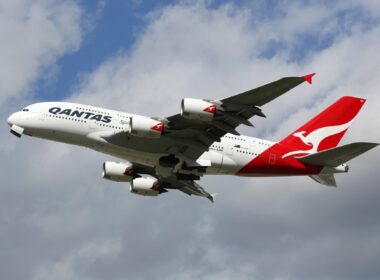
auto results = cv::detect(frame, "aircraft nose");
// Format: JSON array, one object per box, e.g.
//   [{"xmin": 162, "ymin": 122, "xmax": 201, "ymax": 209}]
[
  {"xmin": 7, "ymin": 112, "xmax": 17, "ymax": 127},
  {"xmin": 7, "ymin": 111, "xmax": 26, "ymax": 127}
]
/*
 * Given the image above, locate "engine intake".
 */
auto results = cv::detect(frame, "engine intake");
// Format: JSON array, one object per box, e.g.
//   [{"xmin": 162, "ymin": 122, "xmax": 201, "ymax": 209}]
[
  {"xmin": 129, "ymin": 116, "xmax": 164, "ymax": 138},
  {"xmin": 102, "ymin": 161, "xmax": 136, "ymax": 182},
  {"xmin": 181, "ymin": 98, "xmax": 216, "ymax": 121},
  {"xmin": 130, "ymin": 177, "xmax": 167, "ymax": 196}
]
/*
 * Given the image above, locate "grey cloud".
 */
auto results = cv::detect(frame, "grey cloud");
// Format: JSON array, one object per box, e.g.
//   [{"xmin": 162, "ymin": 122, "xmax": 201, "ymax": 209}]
[{"xmin": 1, "ymin": 1, "xmax": 380, "ymax": 280}]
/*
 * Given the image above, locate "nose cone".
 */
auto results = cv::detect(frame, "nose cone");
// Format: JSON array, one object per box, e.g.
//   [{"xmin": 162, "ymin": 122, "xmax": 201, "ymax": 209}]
[
  {"xmin": 7, "ymin": 112, "xmax": 17, "ymax": 127},
  {"xmin": 7, "ymin": 111, "xmax": 27, "ymax": 127}
]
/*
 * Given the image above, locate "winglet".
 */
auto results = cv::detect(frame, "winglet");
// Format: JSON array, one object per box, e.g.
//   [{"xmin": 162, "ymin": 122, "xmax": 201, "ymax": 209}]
[
  {"xmin": 207, "ymin": 193, "xmax": 218, "ymax": 203},
  {"xmin": 303, "ymin": 73, "xmax": 316, "ymax": 84}
]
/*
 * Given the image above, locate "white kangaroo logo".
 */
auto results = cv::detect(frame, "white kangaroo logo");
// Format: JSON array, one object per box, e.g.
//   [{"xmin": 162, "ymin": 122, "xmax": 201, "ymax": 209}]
[{"xmin": 282, "ymin": 121, "xmax": 352, "ymax": 159}]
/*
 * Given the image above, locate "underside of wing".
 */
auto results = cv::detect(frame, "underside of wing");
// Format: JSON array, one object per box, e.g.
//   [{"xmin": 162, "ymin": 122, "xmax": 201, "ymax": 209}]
[
  {"xmin": 115, "ymin": 161, "xmax": 215, "ymax": 202},
  {"xmin": 160, "ymin": 177, "xmax": 216, "ymax": 202}
]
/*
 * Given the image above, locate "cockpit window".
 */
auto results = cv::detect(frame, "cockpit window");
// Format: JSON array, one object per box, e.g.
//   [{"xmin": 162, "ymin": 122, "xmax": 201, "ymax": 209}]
[{"xmin": 22, "ymin": 108, "xmax": 29, "ymax": 112}]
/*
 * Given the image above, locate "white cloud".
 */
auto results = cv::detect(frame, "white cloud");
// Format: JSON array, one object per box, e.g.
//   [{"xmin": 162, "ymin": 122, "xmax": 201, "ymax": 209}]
[
  {"xmin": 0, "ymin": 0, "xmax": 82, "ymax": 104},
  {"xmin": 2, "ymin": 1, "xmax": 380, "ymax": 280}
]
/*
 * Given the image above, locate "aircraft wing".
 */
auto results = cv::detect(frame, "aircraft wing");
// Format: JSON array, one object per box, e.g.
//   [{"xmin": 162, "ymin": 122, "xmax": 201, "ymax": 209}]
[
  {"xmin": 129, "ymin": 161, "xmax": 215, "ymax": 202},
  {"xmin": 221, "ymin": 74, "xmax": 315, "ymax": 106},
  {"xmin": 160, "ymin": 177, "xmax": 216, "ymax": 202},
  {"xmin": 165, "ymin": 74, "xmax": 315, "ymax": 160}
]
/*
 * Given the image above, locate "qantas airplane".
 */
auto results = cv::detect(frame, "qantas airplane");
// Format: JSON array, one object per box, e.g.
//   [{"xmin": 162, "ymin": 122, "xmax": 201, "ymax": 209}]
[{"xmin": 7, "ymin": 73, "xmax": 378, "ymax": 202}]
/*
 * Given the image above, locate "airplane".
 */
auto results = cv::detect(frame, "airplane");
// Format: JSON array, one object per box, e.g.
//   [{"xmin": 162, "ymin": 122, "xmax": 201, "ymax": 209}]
[{"xmin": 7, "ymin": 73, "xmax": 378, "ymax": 202}]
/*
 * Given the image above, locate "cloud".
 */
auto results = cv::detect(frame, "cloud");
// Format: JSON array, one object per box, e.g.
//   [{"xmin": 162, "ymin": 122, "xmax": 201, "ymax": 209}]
[
  {"xmin": 1, "ymin": 1, "xmax": 380, "ymax": 280},
  {"xmin": 32, "ymin": 239, "xmax": 121, "ymax": 280},
  {"xmin": 0, "ymin": 0, "xmax": 82, "ymax": 105}
]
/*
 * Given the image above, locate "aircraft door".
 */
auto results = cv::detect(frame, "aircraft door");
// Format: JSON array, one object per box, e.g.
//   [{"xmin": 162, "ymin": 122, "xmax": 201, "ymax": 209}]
[
  {"xmin": 268, "ymin": 153, "xmax": 276, "ymax": 165},
  {"xmin": 88, "ymin": 119, "xmax": 96, "ymax": 129},
  {"xmin": 120, "ymin": 116, "xmax": 131, "ymax": 132},
  {"xmin": 220, "ymin": 143, "xmax": 238, "ymax": 174}
]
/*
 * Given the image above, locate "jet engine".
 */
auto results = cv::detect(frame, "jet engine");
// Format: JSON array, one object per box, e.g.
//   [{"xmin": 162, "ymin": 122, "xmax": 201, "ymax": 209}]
[
  {"xmin": 130, "ymin": 177, "xmax": 167, "ymax": 196},
  {"xmin": 129, "ymin": 116, "xmax": 164, "ymax": 138},
  {"xmin": 181, "ymin": 98, "xmax": 216, "ymax": 121},
  {"xmin": 102, "ymin": 161, "xmax": 135, "ymax": 182}
]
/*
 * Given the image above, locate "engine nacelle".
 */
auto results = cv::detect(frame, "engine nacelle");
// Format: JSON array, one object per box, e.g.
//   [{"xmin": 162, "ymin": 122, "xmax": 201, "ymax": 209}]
[
  {"xmin": 181, "ymin": 98, "xmax": 216, "ymax": 121},
  {"xmin": 129, "ymin": 116, "xmax": 164, "ymax": 138},
  {"xmin": 102, "ymin": 161, "xmax": 135, "ymax": 182},
  {"xmin": 130, "ymin": 177, "xmax": 165, "ymax": 196}
]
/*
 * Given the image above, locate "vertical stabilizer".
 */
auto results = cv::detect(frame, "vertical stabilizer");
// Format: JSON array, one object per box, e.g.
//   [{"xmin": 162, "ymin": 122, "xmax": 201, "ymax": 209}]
[{"xmin": 280, "ymin": 96, "xmax": 366, "ymax": 159}]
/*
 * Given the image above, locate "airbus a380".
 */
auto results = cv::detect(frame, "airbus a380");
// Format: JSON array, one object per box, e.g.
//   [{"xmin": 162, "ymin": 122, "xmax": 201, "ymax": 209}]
[{"xmin": 7, "ymin": 74, "xmax": 378, "ymax": 202}]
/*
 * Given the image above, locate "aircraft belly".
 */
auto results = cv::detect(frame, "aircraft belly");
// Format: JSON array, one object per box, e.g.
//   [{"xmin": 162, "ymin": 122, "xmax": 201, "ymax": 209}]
[
  {"xmin": 27, "ymin": 126, "xmax": 88, "ymax": 147},
  {"xmin": 92, "ymin": 142, "xmax": 160, "ymax": 167},
  {"xmin": 106, "ymin": 133, "xmax": 179, "ymax": 154}
]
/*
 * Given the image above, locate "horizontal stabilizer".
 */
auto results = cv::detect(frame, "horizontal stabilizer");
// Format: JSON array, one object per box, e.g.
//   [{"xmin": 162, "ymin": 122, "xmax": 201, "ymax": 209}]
[
  {"xmin": 298, "ymin": 142, "xmax": 379, "ymax": 167},
  {"xmin": 309, "ymin": 174, "xmax": 336, "ymax": 187}
]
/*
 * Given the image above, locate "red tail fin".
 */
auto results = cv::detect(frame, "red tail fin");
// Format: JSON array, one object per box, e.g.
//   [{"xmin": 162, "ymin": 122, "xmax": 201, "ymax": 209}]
[{"xmin": 280, "ymin": 96, "xmax": 366, "ymax": 158}]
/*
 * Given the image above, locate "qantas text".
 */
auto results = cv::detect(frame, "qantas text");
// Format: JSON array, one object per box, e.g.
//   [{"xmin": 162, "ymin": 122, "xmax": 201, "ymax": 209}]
[{"xmin": 48, "ymin": 107, "xmax": 112, "ymax": 123}]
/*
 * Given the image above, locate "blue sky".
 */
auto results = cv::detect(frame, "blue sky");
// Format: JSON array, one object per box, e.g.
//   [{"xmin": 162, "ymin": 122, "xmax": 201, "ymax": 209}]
[
  {"xmin": 36, "ymin": 1, "xmax": 173, "ymax": 99},
  {"xmin": 36, "ymin": 0, "xmax": 281, "ymax": 101},
  {"xmin": 37, "ymin": 0, "xmax": 148, "ymax": 100},
  {"xmin": 36, "ymin": 0, "xmax": 379, "ymax": 102}
]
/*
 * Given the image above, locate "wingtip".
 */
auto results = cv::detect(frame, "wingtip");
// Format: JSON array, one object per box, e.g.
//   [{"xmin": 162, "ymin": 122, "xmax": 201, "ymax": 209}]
[
  {"xmin": 208, "ymin": 193, "xmax": 218, "ymax": 203},
  {"xmin": 303, "ymin": 73, "xmax": 316, "ymax": 84}
]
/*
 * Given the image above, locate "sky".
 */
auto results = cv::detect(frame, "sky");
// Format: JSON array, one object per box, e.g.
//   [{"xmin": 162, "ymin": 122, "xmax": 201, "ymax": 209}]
[{"xmin": 1, "ymin": 0, "xmax": 380, "ymax": 279}]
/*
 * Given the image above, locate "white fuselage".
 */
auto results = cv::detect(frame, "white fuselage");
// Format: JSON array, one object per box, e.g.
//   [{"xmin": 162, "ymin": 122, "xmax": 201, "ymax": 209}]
[{"xmin": 7, "ymin": 102, "xmax": 275, "ymax": 176}]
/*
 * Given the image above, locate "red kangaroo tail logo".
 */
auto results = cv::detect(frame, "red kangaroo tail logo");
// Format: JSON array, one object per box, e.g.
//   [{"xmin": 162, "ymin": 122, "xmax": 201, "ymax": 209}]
[{"xmin": 280, "ymin": 96, "xmax": 366, "ymax": 158}]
